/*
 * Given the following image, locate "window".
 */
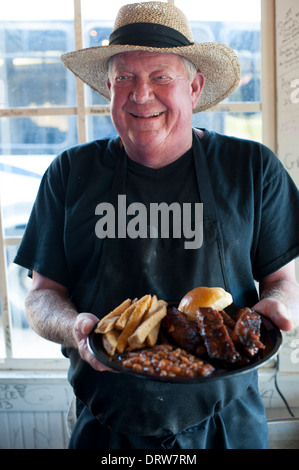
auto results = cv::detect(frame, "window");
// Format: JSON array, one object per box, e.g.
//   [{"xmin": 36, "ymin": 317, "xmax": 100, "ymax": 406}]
[
  {"xmin": 0, "ymin": 0, "xmax": 266, "ymax": 368},
  {"xmin": 175, "ymin": 0, "xmax": 262, "ymax": 141},
  {"xmin": 0, "ymin": 0, "xmax": 76, "ymax": 366}
]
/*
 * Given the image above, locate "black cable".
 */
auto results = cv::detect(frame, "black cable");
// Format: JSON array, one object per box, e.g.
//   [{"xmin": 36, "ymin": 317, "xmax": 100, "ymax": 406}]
[{"xmin": 274, "ymin": 354, "xmax": 295, "ymax": 418}]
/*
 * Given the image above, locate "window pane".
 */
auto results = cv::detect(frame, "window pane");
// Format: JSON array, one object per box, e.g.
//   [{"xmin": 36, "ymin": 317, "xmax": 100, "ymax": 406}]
[
  {"xmin": 0, "ymin": 153, "xmax": 54, "ymax": 237},
  {"xmin": 192, "ymin": 111, "xmax": 262, "ymax": 142},
  {"xmin": 225, "ymin": 112, "xmax": 262, "ymax": 142},
  {"xmin": 87, "ymin": 115, "xmax": 117, "ymax": 142},
  {"xmin": 0, "ymin": 0, "xmax": 76, "ymax": 108},
  {"xmin": 6, "ymin": 245, "xmax": 62, "ymax": 358},
  {"xmin": 176, "ymin": 0, "xmax": 261, "ymax": 102},
  {"xmin": 0, "ymin": 120, "xmax": 77, "ymax": 238},
  {"xmin": 0, "ymin": 115, "xmax": 77, "ymax": 156},
  {"xmin": 0, "ymin": 115, "xmax": 77, "ymax": 238}
]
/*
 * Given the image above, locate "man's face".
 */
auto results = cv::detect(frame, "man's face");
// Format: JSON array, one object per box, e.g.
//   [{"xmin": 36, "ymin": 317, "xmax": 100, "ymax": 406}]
[{"xmin": 107, "ymin": 51, "xmax": 204, "ymax": 168}]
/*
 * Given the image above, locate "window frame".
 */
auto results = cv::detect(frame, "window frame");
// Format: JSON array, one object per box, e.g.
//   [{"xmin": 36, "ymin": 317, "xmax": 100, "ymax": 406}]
[{"xmin": 0, "ymin": 0, "xmax": 275, "ymax": 370}]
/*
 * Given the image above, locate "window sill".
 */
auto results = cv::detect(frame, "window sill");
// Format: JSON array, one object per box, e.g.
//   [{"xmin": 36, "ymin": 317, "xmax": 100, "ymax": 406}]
[
  {"xmin": 0, "ymin": 357, "xmax": 69, "ymax": 371},
  {"xmin": 0, "ymin": 369, "xmax": 72, "ymax": 413}
]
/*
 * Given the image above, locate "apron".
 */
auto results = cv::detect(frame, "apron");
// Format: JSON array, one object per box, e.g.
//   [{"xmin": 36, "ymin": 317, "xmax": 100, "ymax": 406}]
[{"xmin": 66, "ymin": 131, "xmax": 268, "ymax": 449}]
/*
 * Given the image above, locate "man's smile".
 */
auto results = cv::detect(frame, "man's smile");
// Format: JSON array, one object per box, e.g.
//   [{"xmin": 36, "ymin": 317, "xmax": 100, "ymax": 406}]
[{"xmin": 129, "ymin": 111, "xmax": 164, "ymax": 119}]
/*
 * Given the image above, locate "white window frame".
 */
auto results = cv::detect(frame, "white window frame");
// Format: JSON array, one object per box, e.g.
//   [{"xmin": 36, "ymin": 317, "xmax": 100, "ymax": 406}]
[{"xmin": 0, "ymin": 0, "xmax": 275, "ymax": 370}]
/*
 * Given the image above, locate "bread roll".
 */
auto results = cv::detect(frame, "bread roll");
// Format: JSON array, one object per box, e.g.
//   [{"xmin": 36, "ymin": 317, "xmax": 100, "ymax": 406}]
[{"xmin": 178, "ymin": 286, "xmax": 233, "ymax": 321}]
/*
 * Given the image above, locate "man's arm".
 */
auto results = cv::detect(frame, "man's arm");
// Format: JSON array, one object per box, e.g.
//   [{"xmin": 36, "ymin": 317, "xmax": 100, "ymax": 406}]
[
  {"xmin": 25, "ymin": 271, "xmax": 112, "ymax": 371},
  {"xmin": 253, "ymin": 260, "xmax": 299, "ymax": 331}
]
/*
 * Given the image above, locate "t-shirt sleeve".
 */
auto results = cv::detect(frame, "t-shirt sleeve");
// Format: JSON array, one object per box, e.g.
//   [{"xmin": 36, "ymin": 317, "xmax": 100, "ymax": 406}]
[
  {"xmin": 14, "ymin": 153, "xmax": 70, "ymax": 287},
  {"xmin": 252, "ymin": 147, "xmax": 299, "ymax": 281}
]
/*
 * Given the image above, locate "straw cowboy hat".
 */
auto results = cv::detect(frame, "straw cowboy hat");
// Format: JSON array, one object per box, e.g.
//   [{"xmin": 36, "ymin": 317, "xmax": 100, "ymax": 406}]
[{"xmin": 61, "ymin": 1, "xmax": 241, "ymax": 112}]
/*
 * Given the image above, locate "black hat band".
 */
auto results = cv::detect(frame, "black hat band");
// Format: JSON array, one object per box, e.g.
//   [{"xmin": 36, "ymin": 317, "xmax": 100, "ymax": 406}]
[{"xmin": 109, "ymin": 23, "xmax": 192, "ymax": 48}]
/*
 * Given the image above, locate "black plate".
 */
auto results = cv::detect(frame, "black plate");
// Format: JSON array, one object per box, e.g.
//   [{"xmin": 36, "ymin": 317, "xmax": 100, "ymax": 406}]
[{"xmin": 87, "ymin": 304, "xmax": 282, "ymax": 383}]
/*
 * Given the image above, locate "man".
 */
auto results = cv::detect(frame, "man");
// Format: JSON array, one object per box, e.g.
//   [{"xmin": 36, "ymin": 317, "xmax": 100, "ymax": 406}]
[{"xmin": 14, "ymin": 2, "xmax": 299, "ymax": 449}]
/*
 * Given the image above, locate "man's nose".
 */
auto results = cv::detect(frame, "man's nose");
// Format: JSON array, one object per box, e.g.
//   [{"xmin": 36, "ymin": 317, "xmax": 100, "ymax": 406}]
[{"xmin": 131, "ymin": 78, "xmax": 154, "ymax": 104}]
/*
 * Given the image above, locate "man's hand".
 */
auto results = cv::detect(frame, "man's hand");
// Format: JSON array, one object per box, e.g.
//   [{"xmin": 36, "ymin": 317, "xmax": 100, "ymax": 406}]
[
  {"xmin": 253, "ymin": 297, "xmax": 293, "ymax": 331},
  {"xmin": 26, "ymin": 272, "xmax": 116, "ymax": 372},
  {"xmin": 253, "ymin": 261, "xmax": 299, "ymax": 331},
  {"xmin": 73, "ymin": 313, "xmax": 115, "ymax": 372}
]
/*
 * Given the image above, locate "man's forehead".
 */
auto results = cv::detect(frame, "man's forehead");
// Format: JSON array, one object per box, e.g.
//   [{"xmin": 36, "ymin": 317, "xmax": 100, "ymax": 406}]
[{"xmin": 110, "ymin": 50, "xmax": 184, "ymax": 68}]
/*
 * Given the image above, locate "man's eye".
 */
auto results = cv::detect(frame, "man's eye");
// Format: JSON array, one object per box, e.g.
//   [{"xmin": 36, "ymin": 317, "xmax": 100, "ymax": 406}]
[
  {"xmin": 114, "ymin": 75, "xmax": 133, "ymax": 85},
  {"xmin": 116, "ymin": 76, "xmax": 129, "ymax": 80},
  {"xmin": 152, "ymin": 75, "xmax": 172, "ymax": 84}
]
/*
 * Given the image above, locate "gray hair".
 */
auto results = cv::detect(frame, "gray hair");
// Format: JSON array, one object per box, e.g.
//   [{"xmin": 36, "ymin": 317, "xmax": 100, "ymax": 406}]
[{"xmin": 180, "ymin": 56, "xmax": 198, "ymax": 81}]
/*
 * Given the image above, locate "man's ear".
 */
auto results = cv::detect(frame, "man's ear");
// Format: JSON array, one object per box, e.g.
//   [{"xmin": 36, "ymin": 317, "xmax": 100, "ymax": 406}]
[{"xmin": 191, "ymin": 72, "xmax": 205, "ymax": 110}]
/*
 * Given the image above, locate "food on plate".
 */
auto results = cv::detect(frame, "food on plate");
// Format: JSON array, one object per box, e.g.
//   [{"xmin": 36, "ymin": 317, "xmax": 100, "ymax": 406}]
[
  {"xmin": 93, "ymin": 286, "xmax": 266, "ymax": 378},
  {"xmin": 161, "ymin": 306, "xmax": 206, "ymax": 356},
  {"xmin": 120, "ymin": 344, "xmax": 214, "ymax": 378},
  {"xmin": 101, "ymin": 329, "xmax": 119, "ymax": 356},
  {"xmin": 95, "ymin": 298, "xmax": 132, "ymax": 334},
  {"xmin": 178, "ymin": 286, "xmax": 233, "ymax": 321},
  {"xmin": 115, "ymin": 301, "xmax": 138, "ymax": 330},
  {"xmin": 95, "ymin": 294, "xmax": 167, "ymax": 355},
  {"xmin": 163, "ymin": 286, "xmax": 265, "ymax": 367},
  {"xmin": 116, "ymin": 294, "xmax": 153, "ymax": 353},
  {"xmin": 163, "ymin": 286, "xmax": 236, "ymax": 360},
  {"xmin": 232, "ymin": 307, "xmax": 265, "ymax": 357},
  {"xmin": 196, "ymin": 307, "xmax": 240, "ymax": 363},
  {"xmin": 219, "ymin": 309, "xmax": 237, "ymax": 333},
  {"xmin": 128, "ymin": 302, "xmax": 168, "ymax": 350}
]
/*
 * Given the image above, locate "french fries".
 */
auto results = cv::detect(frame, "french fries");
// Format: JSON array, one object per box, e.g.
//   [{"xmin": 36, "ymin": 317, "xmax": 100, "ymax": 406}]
[
  {"xmin": 116, "ymin": 294, "xmax": 152, "ymax": 353},
  {"xmin": 128, "ymin": 305, "xmax": 167, "ymax": 350},
  {"xmin": 95, "ymin": 298, "xmax": 131, "ymax": 334},
  {"xmin": 95, "ymin": 294, "xmax": 167, "ymax": 355},
  {"xmin": 102, "ymin": 329, "xmax": 119, "ymax": 356}
]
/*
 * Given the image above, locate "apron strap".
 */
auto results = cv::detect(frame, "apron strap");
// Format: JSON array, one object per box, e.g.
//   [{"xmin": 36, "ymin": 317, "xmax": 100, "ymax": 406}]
[
  {"xmin": 192, "ymin": 129, "xmax": 217, "ymax": 223},
  {"xmin": 192, "ymin": 129, "xmax": 230, "ymax": 292},
  {"xmin": 86, "ymin": 146, "xmax": 127, "ymax": 312}
]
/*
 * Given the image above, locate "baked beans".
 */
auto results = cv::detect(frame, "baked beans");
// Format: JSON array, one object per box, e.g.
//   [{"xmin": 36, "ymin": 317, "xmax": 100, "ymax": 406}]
[{"xmin": 119, "ymin": 344, "xmax": 214, "ymax": 378}]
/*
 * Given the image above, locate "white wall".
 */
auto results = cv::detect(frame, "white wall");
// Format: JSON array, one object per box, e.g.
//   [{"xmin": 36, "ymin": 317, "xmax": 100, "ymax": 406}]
[{"xmin": 0, "ymin": 372, "xmax": 72, "ymax": 449}]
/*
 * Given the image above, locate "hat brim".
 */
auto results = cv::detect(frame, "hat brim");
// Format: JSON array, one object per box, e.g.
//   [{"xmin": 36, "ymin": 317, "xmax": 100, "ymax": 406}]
[{"xmin": 61, "ymin": 42, "xmax": 241, "ymax": 113}]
